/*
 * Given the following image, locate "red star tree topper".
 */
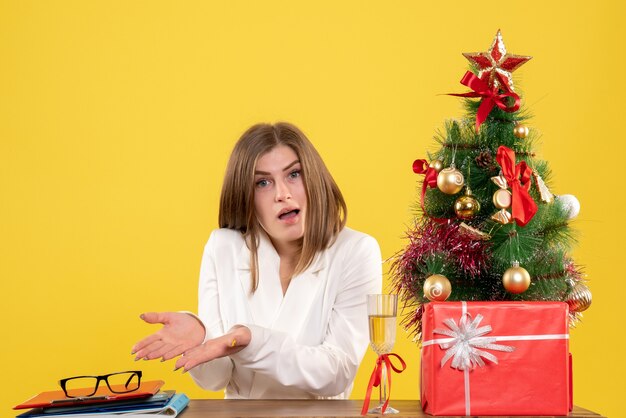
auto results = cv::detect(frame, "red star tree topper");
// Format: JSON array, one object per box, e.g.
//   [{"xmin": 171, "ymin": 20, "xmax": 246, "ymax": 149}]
[{"xmin": 462, "ymin": 29, "xmax": 531, "ymax": 91}]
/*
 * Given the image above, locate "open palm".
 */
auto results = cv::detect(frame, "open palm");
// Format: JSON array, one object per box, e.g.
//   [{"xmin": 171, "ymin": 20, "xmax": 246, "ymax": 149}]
[{"xmin": 131, "ymin": 312, "xmax": 205, "ymax": 361}]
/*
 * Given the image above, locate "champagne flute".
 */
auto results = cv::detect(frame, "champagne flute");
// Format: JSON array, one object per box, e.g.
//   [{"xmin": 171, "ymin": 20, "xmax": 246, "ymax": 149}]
[{"xmin": 367, "ymin": 294, "xmax": 398, "ymax": 414}]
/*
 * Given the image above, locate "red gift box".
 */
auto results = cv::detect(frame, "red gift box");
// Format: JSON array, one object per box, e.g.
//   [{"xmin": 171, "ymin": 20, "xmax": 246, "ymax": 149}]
[{"xmin": 420, "ymin": 301, "xmax": 571, "ymax": 416}]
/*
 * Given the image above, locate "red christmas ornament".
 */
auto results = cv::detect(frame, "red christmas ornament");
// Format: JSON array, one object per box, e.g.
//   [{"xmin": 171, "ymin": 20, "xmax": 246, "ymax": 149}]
[{"xmin": 462, "ymin": 30, "xmax": 532, "ymax": 91}]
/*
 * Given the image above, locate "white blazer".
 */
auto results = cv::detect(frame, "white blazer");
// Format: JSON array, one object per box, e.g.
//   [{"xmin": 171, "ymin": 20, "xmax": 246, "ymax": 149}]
[{"xmin": 188, "ymin": 227, "xmax": 382, "ymax": 399}]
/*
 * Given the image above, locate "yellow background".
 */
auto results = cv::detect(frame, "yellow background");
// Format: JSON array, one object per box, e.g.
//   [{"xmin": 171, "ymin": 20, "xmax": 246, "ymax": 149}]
[{"xmin": 1, "ymin": 1, "xmax": 623, "ymax": 416}]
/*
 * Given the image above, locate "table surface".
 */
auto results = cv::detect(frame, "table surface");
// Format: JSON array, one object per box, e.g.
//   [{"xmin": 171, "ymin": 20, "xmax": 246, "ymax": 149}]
[{"xmin": 179, "ymin": 400, "xmax": 606, "ymax": 418}]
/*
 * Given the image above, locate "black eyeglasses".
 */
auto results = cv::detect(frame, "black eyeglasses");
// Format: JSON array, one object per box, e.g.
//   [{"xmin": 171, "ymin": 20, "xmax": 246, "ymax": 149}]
[{"xmin": 59, "ymin": 371, "xmax": 142, "ymax": 398}]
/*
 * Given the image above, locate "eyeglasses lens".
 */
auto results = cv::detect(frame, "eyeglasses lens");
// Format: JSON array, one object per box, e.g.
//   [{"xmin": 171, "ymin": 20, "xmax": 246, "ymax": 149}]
[
  {"xmin": 64, "ymin": 377, "xmax": 99, "ymax": 397},
  {"xmin": 107, "ymin": 372, "xmax": 141, "ymax": 393}
]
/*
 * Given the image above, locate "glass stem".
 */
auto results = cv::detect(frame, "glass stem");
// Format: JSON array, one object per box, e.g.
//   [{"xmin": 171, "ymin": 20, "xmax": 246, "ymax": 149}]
[{"xmin": 380, "ymin": 363, "xmax": 388, "ymax": 406}]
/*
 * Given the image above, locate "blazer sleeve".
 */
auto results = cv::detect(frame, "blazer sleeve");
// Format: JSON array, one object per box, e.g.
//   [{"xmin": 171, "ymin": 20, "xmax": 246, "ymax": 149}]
[
  {"xmin": 230, "ymin": 234, "xmax": 382, "ymax": 397},
  {"xmin": 187, "ymin": 231, "xmax": 234, "ymax": 391}
]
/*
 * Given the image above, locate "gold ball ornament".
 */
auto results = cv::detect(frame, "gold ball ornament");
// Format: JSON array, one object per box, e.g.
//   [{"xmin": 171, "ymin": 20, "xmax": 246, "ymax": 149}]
[
  {"xmin": 437, "ymin": 167, "xmax": 465, "ymax": 195},
  {"xmin": 454, "ymin": 189, "xmax": 481, "ymax": 219},
  {"xmin": 429, "ymin": 159, "xmax": 444, "ymax": 172},
  {"xmin": 423, "ymin": 274, "xmax": 452, "ymax": 302},
  {"xmin": 513, "ymin": 124, "xmax": 529, "ymax": 139},
  {"xmin": 502, "ymin": 264, "xmax": 531, "ymax": 294},
  {"xmin": 567, "ymin": 282, "xmax": 592, "ymax": 313}
]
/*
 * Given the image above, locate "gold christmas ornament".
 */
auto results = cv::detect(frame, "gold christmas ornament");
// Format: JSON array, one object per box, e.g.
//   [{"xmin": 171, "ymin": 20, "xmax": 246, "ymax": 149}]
[
  {"xmin": 458, "ymin": 222, "xmax": 491, "ymax": 240},
  {"xmin": 437, "ymin": 166, "xmax": 465, "ymax": 195},
  {"xmin": 423, "ymin": 274, "xmax": 452, "ymax": 302},
  {"xmin": 513, "ymin": 124, "xmax": 529, "ymax": 139},
  {"xmin": 532, "ymin": 170, "xmax": 554, "ymax": 203},
  {"xmin": 567, "ymin": 282, "xmax": 592, "ymax": 313},
  {"xmin": 502, "ymin": 263, "xmax": 531, "ymax": 294},
  {"xmin": 454, "ymin": 188, "xmax": 481, "ymax": 219},
  {"xmin": 429, "ymin": 159, "xmax": 444, "ymax": 172},
  {"xmin": 492, "ymin": 189, "xmax": 512, "ymax": 209}
]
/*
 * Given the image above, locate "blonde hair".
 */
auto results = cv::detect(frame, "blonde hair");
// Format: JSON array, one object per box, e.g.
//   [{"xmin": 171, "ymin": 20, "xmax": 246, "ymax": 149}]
[{"xmin": 219, "ymin": 122, "xmax": 347, "ymax": 291}]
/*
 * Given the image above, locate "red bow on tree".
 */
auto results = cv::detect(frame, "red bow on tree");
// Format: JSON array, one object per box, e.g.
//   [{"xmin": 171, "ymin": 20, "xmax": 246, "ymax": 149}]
[
  {"xmin": 449, "ymin": 71, "xmax": 521, "ymax": 132},
  {"xmin": 496, "ymin": 146, "xmax": 537, "ymax": 226},
  {"xmin": 413, "ymin": 159, "xmax": 438, "ymax": 193},
  {"xmin": 412, "ymin": 160, "xmax": 449, "ymax": 225},
  {"xmin": 360, "ymin": 353, "xmax": 406, "ymax": 415}
]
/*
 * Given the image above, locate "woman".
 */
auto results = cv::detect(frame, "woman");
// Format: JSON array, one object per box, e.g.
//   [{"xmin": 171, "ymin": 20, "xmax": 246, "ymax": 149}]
[{"xmin": 131, "ymin": 122, "xmax": 382, "ymax": 399}]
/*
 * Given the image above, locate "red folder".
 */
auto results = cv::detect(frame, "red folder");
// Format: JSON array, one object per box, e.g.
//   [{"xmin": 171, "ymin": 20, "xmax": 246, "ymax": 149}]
[{"xmin": 14, "ymin": 380, "xmax": 164, "ymax": 410}]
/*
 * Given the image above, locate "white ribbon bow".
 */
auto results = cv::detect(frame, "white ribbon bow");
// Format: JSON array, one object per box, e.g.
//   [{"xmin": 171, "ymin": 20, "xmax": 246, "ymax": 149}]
[{"xmin": 434, "ymin": 313, "xmax": 515, "ymax": 370}]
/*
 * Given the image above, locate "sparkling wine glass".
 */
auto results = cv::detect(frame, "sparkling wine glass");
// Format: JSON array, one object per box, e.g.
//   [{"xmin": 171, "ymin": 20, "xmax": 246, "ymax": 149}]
[{"xmin": 367, "ymin": 294, "xmax": 398, "ymax": 414}]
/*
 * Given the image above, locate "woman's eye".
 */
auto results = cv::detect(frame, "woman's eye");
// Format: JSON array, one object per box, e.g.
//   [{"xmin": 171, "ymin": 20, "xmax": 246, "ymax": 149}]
[
  {"xmin": 289, "ymin": 170, "xmax": 301, "ymax": 179},
  {"xmin": 256, "ymin": 179, "xmax": 270, "ymax": 188}
]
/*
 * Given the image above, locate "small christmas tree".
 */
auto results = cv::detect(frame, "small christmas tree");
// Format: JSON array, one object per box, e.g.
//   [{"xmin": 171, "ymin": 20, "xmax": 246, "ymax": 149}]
[{"xmin": 392, "ymin": 30, "xmax": 591, "ymax": 340}]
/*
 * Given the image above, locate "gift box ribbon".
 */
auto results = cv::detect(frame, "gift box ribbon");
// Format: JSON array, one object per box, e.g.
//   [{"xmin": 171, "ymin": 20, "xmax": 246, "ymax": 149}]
[
  {"xmin": 422, "ymin": 302, "xmax": 569, "ymax": 416},
  {"xmin": 360, "ymin": 353, "xmax": 406, "ymax": 415}
]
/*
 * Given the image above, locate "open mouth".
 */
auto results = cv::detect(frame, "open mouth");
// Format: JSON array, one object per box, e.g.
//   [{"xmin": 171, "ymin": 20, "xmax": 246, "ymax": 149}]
[{"xmin": 278, "ymin": 209, "xmax": 300, "ymax": 220}]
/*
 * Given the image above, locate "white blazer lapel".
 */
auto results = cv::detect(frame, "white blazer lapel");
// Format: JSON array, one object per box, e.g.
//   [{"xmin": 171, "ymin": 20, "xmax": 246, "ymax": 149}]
[
  {"xmin": 236, "ymin": 240, "xmax": 252, "ymax": 295},
  {"xmin": 242, "ymin": 233, "xmax": 284, "ymax": 328}
]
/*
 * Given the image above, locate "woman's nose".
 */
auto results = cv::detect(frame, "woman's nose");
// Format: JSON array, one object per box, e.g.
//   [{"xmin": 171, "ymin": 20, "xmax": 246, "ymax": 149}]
[{"xmin": 274, "ymin": 180, "xmax": 292, "ymax": 202}]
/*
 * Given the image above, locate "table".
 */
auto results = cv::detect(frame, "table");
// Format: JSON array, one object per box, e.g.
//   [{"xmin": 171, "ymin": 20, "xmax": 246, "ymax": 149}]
[{"xmin": 179, "ymin": 400, "xmax": 606, "ymax": 417}]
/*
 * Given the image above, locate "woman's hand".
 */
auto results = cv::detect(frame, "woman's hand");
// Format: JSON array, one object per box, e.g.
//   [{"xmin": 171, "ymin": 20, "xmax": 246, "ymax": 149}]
[
  {"xmin": 131, "ymin": 312, "xmax": 205, "ymax": 361},
  {"xmin": 174, "ymin": 325, "xmax": 251, "ymax": 373}
]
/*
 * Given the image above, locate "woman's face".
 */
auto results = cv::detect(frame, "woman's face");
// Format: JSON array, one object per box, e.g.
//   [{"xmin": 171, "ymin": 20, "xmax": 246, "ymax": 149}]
[{"xmin": 253, "ymin": 145, "xmax": 307, "ymax": 250}]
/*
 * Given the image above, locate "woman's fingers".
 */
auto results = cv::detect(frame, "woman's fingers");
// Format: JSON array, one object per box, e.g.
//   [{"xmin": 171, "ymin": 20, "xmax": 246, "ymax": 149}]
[
  {"xmin": 175, "ymin": 352, "xmax": 204, "ymax": 373},
  {"xmin": 179, "ymin": 358, "xmax": 200, "ymax": 373},
  {"xmin": 135, "ymin": 338, "xmax": 190, "ymax": 362},
  {"xmin": 173, "ymin": 355, "xmax": 187, "ymax": 372},
  {"xmin": 131, "ymin": 333, "xmax": 162, "ymax": 355},
  {"xmin": 140, "ymin": 340, "xmax": 169, "ymax": 360},
  {"xmin": 161, "ymin": 344, "xmax": 186, "ymax": 361},
  {"xmin": 131, "ymin": 312, "xmax": 172, "ymax": 355},
  {"xmin": 134, "ymin": 339, "xmax": 167, "ymax": 360},
  {"xmin": 140, "ymin": 312, "xmax": 169, "ymax": 325},
  {"xmin": 173, "ymin": 336, "xmax": 233, "ymax": 372}
]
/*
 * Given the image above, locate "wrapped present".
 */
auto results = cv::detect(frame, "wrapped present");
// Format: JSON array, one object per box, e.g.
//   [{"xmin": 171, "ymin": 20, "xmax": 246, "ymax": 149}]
[{"xmin": 421, "ymin": 301, "xmax": 571, "ymax": 416}]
